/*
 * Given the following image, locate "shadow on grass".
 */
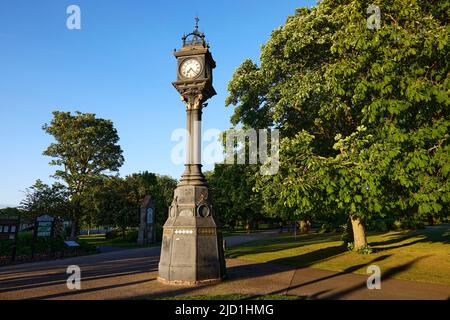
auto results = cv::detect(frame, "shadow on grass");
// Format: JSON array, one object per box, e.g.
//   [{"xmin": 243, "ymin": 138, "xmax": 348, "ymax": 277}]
[
  {"xmin": 226, "ymin": 232, "xmax": 342, "ymax": 259},
  {"xmin": 266, "ymin": 245, "xmax": 347, "ymax": 268},
  {"xmin": 369, "ymin": 224, "xmax": 450, "ymax": 250}
]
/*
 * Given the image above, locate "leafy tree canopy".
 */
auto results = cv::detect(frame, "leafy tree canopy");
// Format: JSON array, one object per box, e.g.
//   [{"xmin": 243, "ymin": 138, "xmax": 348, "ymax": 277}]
[{"xmin": 226, "ymin": 0, "xmax": 449, "ymax": 246}]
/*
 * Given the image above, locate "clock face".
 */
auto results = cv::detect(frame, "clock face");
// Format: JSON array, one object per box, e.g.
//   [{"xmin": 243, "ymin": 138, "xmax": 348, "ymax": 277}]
[{"xmin": 180, "ymin": 58, "xmax": 202, "ymax": 79}]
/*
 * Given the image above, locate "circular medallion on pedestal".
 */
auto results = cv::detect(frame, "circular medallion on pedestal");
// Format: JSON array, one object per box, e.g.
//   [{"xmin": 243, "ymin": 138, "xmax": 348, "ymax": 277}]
[{"xmin": 197, "ymin": 204, "xmax": 210, "ymax": 218}]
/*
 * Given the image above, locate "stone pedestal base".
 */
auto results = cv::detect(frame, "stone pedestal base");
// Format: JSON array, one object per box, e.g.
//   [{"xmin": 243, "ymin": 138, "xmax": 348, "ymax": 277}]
[{"xmin": 158, "ymin": 183, "xmax": 226, "ymax": 284}]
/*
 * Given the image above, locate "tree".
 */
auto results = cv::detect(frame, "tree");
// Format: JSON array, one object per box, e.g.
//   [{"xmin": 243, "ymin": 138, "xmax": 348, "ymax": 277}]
[
  {"xmin": 82, "ymin": 172, "xmax": 177, "ymax": 239},
  {"xmin": 20, "ymin": 180, "xmax": 70, "ymax": 219},
  {"xmin": 43, "ymin": 111, "xmax": 124, "ymax": 238},
  {"xmin": 226, "ymin": 0, "xmax": 449, "ymax": 249},
  {"xmin": 124, "ymin": 172, "xmax": 178, "ymax": 227},
  {"xmin": 208, "ymin": 164, "xmax": 264, "ymax": 231},
  {"xmin": 0, "ymin": 207, "xmax": 23, "ymax": 218}
]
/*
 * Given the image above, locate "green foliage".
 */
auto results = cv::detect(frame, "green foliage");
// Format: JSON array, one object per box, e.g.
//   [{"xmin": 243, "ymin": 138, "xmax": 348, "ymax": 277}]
[
  {"xmin": 105, "ymin": 229, "xmax": 139, "ymax": 242},
  {"xmin": 207, "ymin": 164, "xmax": 264, "ymax": 229},
  {"xmin": 20, "ymin": 180, "xmax": 69, "ymax": 219},
  {"xmin": 393, "ymin": 218, "xmax": 426, "ymax": 231},
  {"xmin": 42, "ymin": 111, "xmax": 124, "ymax": 236},
  {"xmin": 0, "ymin": 207, "xmax": 23, "ymax": 218},
  {"xmin": 0, "ymin": 232, "xmax": 96, "ymax": 257},
  {"xmin": 225, "ymin": 0, "xmax": 450, "ymax": 241},
  {"xmin": 347, "ymin": 242, "xmax": 373, "ymax": 255},
  {"xmin": 82, "ymin": 172, "xmax": 177, "ymax": 234}
]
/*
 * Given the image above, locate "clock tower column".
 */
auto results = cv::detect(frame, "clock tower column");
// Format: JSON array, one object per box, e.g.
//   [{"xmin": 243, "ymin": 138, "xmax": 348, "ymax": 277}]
[{"xmin": 158, "ymin": 18, "xmax": 226, "ymax": 285}]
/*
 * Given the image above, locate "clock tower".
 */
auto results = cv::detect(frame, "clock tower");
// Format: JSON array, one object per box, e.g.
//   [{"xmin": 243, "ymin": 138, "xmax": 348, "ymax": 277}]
[{"xmin": 158, "ymin": 18, "xmax": 226, "ymax": 285}]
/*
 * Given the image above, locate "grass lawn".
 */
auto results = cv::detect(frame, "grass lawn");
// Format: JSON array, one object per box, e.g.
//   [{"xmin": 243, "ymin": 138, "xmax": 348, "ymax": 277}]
[
  {"xmin": 222, "ymin": 229, "xmax": 271, "ymax": 237},
  {"xmin": 227, "ymin": 224, "xmax": 450, "ymax": 286},
  {"xmin": 78, "ymin": 234, "xmax": 159, "ymax": 249}
]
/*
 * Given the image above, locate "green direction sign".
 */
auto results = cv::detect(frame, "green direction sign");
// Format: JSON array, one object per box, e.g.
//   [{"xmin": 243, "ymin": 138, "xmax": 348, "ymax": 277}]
[
  {"xmin": 37, "ymin": 221, "xmax": 52, "ymax": 237},
  {"xmin": 35, "ymin": 215, "xmax": 54, "ymax": 238}
]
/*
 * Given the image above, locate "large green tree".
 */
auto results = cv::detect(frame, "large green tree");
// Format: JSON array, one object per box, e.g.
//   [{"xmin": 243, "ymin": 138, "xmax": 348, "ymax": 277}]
[
  {"xmin": 226, "ymin": 0, "xmax": 449, "ymax": 249},
  {"xmin": 43, "ymin": 111, "xmax": 124, "ymax": 238}
]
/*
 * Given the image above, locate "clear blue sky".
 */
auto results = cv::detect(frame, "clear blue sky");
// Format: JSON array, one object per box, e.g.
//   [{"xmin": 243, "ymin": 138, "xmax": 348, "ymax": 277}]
[{"xmin": 0, "ymin": 0, "xmax": 316, "ymax": 207}]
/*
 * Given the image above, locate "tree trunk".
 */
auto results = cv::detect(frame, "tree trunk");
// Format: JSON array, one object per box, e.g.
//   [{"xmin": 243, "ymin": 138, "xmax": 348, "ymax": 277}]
[
  {"xmin": 427, "ymin": 214, "xmax": 434, "ymax": 226},
  {"xmin": 350, "ymin": 216, "xmax": 367, "ymax": 249},
  {"xmin": 299, "ymin": 220, "xmax": 309, "ymax": 234},
  {"xmin": 344, "ymin": 218, "xmax": 354, "ymax": 244},
  {"xmin": 70, "ymin": 218, "xmax": 78, "ymax": 240},
  {"xmin": 245, "ymin": 220, "xmax": 251, "ymax": 234}
]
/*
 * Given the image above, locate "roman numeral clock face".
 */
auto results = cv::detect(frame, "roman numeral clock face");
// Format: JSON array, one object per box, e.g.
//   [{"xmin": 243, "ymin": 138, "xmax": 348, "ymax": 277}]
[{"xmin": 180, "ymin": 58, "xmax": 202, "ymax": 79}]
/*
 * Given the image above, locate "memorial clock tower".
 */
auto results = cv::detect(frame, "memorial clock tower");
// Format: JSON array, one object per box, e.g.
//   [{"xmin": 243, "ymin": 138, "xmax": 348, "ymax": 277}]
[{"xmin": 158, "ymin": 18, "xmax": 226, "ymax": 285}]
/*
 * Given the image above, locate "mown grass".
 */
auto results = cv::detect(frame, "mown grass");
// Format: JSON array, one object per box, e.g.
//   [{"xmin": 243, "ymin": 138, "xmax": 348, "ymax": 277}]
[
  {"xmin": 78, "ymin": 234, "xmax": 151, "ymax": 249},
  {"xmin": 227, "ymin": 224, "xmax": 450, "ymax": 286},
  {"xmin": 221, "ymin": 229, "xmax": 271, "ymax": 237}
]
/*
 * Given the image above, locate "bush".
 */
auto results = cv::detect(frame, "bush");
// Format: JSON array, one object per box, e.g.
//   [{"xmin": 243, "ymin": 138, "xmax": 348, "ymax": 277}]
[
  {"xmin": 394, "ymin": 219, "xmax": 425, "ymax": 231},
  {"xmin": 0, "ymin": 230, "xmax": 98, "ymax": 264},
  {"xmin": 126, "ymin": 230, "xmax": 138, "ymax": 242},
  {"xmin": 347, "ymin": 242, "xmax": 373, "ymax": 254},
  {"xmin": 320, "ymin": 223, "xmax": 338, "ymax": 233},
  {"xmin": 106, "ymin": 228, "xmax": 140, "ymax": 242},
  {"xmin": 76, "ymin": 241, "xmax": 97, "ymax": 253},
  {"xmin": 105, "ymin": 229, "xmax": 120, "ymax": 240}
]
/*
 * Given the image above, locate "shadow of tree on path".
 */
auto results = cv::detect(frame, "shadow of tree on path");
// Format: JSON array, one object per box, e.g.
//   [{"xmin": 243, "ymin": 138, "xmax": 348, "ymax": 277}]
[{"xmin": 323, "ymin": 255, "xmax": 429, "ymax": 299}]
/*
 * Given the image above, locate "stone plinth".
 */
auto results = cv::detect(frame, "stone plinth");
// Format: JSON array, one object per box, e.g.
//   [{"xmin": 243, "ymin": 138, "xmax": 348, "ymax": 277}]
[{"xmin": 158, "ymin": 184, "xmax": 226, "ymax": 284}]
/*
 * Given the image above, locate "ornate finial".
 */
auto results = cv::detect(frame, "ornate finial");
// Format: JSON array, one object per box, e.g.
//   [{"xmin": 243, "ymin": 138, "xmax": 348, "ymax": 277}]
[
  {"xmin": 181, "ymin": 16, "xmax": 206, "ymax": 47},
  {"xmin": 195, "ymin": 16, "xmax": 199, "ymax": 31}
]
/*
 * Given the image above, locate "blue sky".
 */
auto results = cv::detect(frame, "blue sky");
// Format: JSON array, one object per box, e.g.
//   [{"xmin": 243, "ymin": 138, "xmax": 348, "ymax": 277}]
[{"xmin": 0, "ymin": 0, "xmax": 316, "ymax": 206}]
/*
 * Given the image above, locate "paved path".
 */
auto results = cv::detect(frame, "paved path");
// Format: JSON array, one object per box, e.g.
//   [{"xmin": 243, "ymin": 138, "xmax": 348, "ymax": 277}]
[{"xmin": 0, "ymin": 231, "xmax": 449, "ymax": 300}]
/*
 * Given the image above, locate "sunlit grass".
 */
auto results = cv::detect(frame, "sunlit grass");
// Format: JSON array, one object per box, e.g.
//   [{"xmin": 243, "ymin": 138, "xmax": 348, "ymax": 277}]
[
  {"xmin": 227, "ymin": 224, "xmax": 450, "ymax": 285},
  {"xmin": 78, "ymin": 234, "xmax": 143, "ymax": 248}
]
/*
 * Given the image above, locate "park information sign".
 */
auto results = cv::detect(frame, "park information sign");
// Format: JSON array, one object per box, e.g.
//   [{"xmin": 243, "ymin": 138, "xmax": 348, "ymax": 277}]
[
  {"xmin": 0, "ymin": 215, "xmax": 20, "ymax": 241},
  {"xmin": 0, "ymin": 215, "xmax": 20, "ymax": 261},
  {"xmin": 64, "ymin": 241, "xmax": 80, "ymax": 247},
  {"xmin": 35, "ymin": 215, "xmax": 55, "ymax": 238}
]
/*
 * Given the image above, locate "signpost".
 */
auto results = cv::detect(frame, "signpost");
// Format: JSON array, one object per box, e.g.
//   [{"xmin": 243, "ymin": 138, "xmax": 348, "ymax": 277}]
[
  {"xmin": 32, "ymin": 215, "xmax": 55, "ymax": 259},
  {"xmin": 0, "ymin": 215, "xmax": 20, "ymax": 262}
]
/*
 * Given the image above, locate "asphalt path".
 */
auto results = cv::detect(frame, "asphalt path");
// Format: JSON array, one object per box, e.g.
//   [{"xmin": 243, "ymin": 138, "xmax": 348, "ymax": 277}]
[{"xmin": 0, "ymin": 230, "xmax": 448, "ymax": 300}]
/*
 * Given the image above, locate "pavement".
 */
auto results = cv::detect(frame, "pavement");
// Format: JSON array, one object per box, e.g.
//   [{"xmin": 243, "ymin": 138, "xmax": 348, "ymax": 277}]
[{"xmin": 0, "ymin": 230, "xmax": 449, "ymax": 300}]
